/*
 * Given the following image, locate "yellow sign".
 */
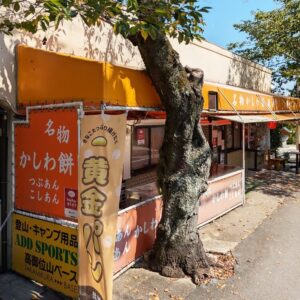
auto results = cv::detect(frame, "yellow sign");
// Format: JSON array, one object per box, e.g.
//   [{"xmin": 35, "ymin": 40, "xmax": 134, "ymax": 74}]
[
  {"xmin": 202, "ymin": 82, "xmax": 300, "ymax": 112},
  {"xmin": 78, "ymin": 113, "xmax": 127, "ymax": 300},
  {"xmin": 12, "ymin": 213, "xmax": 78, "ymax": 298}
]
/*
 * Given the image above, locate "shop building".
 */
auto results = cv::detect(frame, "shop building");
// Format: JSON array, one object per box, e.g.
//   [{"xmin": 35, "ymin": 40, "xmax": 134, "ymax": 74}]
[{"xmin": 1, "ymin": 20, "xmax": 300, "ymax": 297}]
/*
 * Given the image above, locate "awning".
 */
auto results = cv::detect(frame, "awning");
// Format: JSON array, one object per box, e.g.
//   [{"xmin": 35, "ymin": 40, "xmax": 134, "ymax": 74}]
[
  {"xmin": 17, "ymin": 45, "xmax": 161, "ymax": 109},
  {"xmin": 212, "ymin": 113, "xmax": 300, "ymax": 124}
]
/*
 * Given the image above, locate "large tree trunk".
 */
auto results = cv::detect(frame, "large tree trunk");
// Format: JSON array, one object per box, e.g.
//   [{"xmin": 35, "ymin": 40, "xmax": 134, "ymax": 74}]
[{"xmin": 132, "ymin": 34, "xmax": 212, "ymax": 283}]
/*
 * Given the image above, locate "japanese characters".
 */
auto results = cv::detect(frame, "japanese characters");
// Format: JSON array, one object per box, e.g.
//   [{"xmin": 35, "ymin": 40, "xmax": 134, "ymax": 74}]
[
  {"xmin": 78, "ymin": 113, "xmax": 127, "ymax": 300},
  {"xmin": 15, "ymin": 109, "xmax": 78, "ymax": 219},
  {"xmin": 13, "ymin": 214, "xmax": 78, "ymax": 298}
]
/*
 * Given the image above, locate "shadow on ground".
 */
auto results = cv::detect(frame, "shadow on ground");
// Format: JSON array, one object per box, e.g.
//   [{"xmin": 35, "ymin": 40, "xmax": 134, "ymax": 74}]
[{"xmin": 247, "ymin": 169, "xmax": 300, "ymax": 199}]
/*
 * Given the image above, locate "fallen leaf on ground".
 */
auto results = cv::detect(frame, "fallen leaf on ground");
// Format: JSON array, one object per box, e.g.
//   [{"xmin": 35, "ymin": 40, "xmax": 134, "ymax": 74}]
[{"xmin": 149, "ymin": 292, "xmax": 160, "ymax": 300}]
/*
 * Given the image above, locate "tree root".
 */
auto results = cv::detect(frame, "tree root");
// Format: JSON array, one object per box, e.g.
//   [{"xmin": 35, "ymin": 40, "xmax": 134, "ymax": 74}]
[{"xmin": 144, "ymin": 250, "xmax": 235, "ymax": 286}]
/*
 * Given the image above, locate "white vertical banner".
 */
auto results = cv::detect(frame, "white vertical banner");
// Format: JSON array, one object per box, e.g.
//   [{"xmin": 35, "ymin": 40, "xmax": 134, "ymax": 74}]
[{"xmin": 78, "ymin": 113, "xmax": 127, "ymax": 300}]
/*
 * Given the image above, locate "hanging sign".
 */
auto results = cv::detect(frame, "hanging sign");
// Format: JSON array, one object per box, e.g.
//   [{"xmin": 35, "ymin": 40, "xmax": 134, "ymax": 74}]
[
  {"xmin": 267, "ymin": 121, "xmax": 277, "ymax": 129},
  {"xmin": 212, "ymin": 129, "xmax": 218, "ymax": 148},
  {"xmin": 212, "ymin": 137, "xmax": 218, "ymax": 148},
  {"xmin": 78, "ymin": 113, "xmax": 127, "ymax": 300},
  {"xmin": 136, "ymin": 128, "xmax": 145, "ymax": 145},
  {"xmin": 15, "ymin": 109, "xmax": 78, "ymax": 219},
  {"xmin": 12, "ymin": 213, "xmax": 78, "ymax": 298}
]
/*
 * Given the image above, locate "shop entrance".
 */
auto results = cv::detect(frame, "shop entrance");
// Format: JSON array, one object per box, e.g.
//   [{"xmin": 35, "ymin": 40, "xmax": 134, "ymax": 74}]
[{"xmin": 0, "ymin": 109, "xmax": 8, "ymax": 272}]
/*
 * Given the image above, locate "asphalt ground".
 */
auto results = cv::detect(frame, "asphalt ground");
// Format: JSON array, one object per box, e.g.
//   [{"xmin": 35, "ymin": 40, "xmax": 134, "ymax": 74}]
[{"xmin": 188, "ymin": 194, "xmax": 300, "ymax": 300}]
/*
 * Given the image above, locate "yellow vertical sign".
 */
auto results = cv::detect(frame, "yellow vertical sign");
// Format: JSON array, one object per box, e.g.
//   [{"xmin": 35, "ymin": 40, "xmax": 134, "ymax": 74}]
[{"xmin": 78, "ymin": 113, "xmax": 127, "ymax": 300}]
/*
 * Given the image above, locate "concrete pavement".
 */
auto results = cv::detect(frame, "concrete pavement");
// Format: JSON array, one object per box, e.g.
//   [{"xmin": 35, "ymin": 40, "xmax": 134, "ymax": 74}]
[
  {"xmin": 113, "ymin": 170, "xmax": 300, "ymax": 300},
  {"xmin": 189, "ymin": 192, "xmax": 300, "ymax": 300},
  {"xmin": 0, "ymin": 272, "xmax": 67, "ymax": 300},
  {"xmin": 0, "ymin": 169, "xmax": 299, "ymax": 299}
]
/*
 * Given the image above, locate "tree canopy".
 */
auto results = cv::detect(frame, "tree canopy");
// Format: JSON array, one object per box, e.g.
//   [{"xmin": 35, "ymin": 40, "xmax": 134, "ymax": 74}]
[
  {"xmin": 228, "ymin": 0, "xmax": 300, "ymax": 95},
  {"xmin": 0, "ymin": 0, "xmax": 209, "ymax": 44}
]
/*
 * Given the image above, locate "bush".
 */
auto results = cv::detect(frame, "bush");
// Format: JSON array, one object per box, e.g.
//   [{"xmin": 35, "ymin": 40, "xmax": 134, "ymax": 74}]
[{"xmin": 270, "ymin": 125, "xmax": 282, "ymax": 150}]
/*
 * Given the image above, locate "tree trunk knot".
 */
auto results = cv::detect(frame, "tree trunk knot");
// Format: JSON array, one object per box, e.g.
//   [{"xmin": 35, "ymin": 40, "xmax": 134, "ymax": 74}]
[{"xmin": 185, "ymin": 66, "xmax": 204, "ymax": 97}]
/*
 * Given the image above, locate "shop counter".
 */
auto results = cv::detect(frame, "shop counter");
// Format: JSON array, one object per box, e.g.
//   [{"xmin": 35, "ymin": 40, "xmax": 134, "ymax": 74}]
[
  {"xmin": 114, "ymin": 166, "xmax": 244, "ymax": 276},
  {"xmin": 198, "ymin": 166, "xmax": 244, "ymax": 226}
]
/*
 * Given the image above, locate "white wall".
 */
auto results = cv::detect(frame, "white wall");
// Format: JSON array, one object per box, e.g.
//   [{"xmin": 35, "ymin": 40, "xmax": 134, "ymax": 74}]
[{"xmin": 170, "ymin": 39, "xmax": 272, "ymax": 93}]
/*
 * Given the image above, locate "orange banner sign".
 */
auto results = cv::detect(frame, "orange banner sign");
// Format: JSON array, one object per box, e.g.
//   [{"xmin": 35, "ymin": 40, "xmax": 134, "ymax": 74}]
[
  {"xmin": 114, "ymin": 198, "xmax": 162, "ymax": 274},
  {"xmin": 78, "ymin": 113, "xmax": 127, "ymax": 300},
  {"xmin": 15, "ymin": 109, "xmax": 78, "ymax": 219},
  {"xmin": 198, "ymin": 171, "xmax": 243, "ymax": 225}
]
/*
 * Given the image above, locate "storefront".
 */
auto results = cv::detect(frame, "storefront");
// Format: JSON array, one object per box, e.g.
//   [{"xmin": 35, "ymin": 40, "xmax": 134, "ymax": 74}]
[{"xmin": 9, "ymin": 45, "xmax": 300, "ymax": 298}]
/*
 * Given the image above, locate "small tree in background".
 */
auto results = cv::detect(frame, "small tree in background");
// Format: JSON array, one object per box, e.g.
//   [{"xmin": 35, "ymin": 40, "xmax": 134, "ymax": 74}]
[
  {"xmin": 270, "ymin": 125, "xmax": 283, "ymax": 150},
  {"xmin": 228, "ymin": 0, "xmax": 300, "ymax": 95}
]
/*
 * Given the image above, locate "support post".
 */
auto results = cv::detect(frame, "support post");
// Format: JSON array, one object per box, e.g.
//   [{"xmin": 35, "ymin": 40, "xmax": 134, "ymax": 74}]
[{"xmin": 242, "ymin": 123, "xmax": 246, "ymax": 204}]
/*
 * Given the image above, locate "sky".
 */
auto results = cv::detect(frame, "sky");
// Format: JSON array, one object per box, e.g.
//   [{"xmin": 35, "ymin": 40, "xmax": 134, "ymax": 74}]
[{"xmin": 201, "ymin": 0, "xmax": 279, "ymax": 49}]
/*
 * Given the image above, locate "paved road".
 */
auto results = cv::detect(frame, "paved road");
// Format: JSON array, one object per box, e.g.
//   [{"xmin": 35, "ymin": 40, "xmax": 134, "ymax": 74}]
[
  {"xmin": 188, "ymin": 196, "xmax": 300, "ymax": 300},
  {"xmin": 1, "ymin": 170, "xmax": 299, "ymax": 300}
]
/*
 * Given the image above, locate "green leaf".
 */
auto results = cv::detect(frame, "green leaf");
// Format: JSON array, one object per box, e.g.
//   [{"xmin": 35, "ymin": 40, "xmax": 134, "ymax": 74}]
[
  {"xmin": 29, "ymin": 4, "xmax": 35, "ymax": 14},
  {"xmin": 148, "ymin": 26, "xmax": 158, "ymax": 40},
  {"xmin": 40, "ymin": 20, "xmax": 48, "ymax": 31},
  {"xmin": 49, "ymin": 0, "xmax": 62, "ymax": 7},
  {"xmin": 129, "ymin": 26, "xmax": 138, "ymax": 36},
  {"xmin": 141, "ymin": 29, "xmax": 149, "ymax": 41},
  {"xmin": 13, "ymin": 2, "xmax": 20, "ymax": 12},
  {"xmin": 155, "ymin": 8, "xmax": 167, "ymax": 15},
  {"xmin": 128, "ymin": 0, "xmax": 138, "ymax": 10},
  {"xmin": 178, "ymin": 32, "xmax": 184, "ymax": 44},
  {"xmin": 54, "ymin": 14, "xmax": 63, "ymax": 30},
  {"xmin": 2, "ymin": 0, "xmax": 13, "ymax": 7}
]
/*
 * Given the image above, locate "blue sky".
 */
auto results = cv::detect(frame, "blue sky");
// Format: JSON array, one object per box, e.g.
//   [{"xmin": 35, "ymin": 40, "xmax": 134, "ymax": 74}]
[{"xmin": 201, "ymin": 0, "xmax": 279, "ymax": 48}]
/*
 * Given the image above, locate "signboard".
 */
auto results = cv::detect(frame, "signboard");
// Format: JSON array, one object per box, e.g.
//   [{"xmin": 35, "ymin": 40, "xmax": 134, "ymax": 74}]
[
  {"xmin": 212, "ymin": 137, "xmax": 218, "ymax": 148},
  {"xmin": 15, "ymin": 109, "xmax": 78, "ymax": 219},
  {"xmin": 212, "ymin": 129, "xmax": 218, "ymax": 148},
  {"xmin": 202, "ymin": 83, "xmax": 300, "ymax": 112},
  {"xmin": 136, "ymin": 128, "xmax": 145, "ymax": 145},
  {"xmin": 114, "ymin": 198, "xmax": 162, "ymax": 274},
  {"xmin": 78, "ymin": 113, "xmax": 127, "ymax": 300},
  {"xmin": 12, "ymin": 213, "xmax": 78, "ymax": 298},
  {"xmin": 198, "ymin": 171, "xmax": 243, "ymax": 225}
]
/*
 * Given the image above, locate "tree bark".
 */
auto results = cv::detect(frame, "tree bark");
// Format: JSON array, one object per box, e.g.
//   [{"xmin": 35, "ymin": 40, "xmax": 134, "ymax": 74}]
[{"xmin": 132, "ymin": 34, "xmax": 212, "ymax": 283}]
